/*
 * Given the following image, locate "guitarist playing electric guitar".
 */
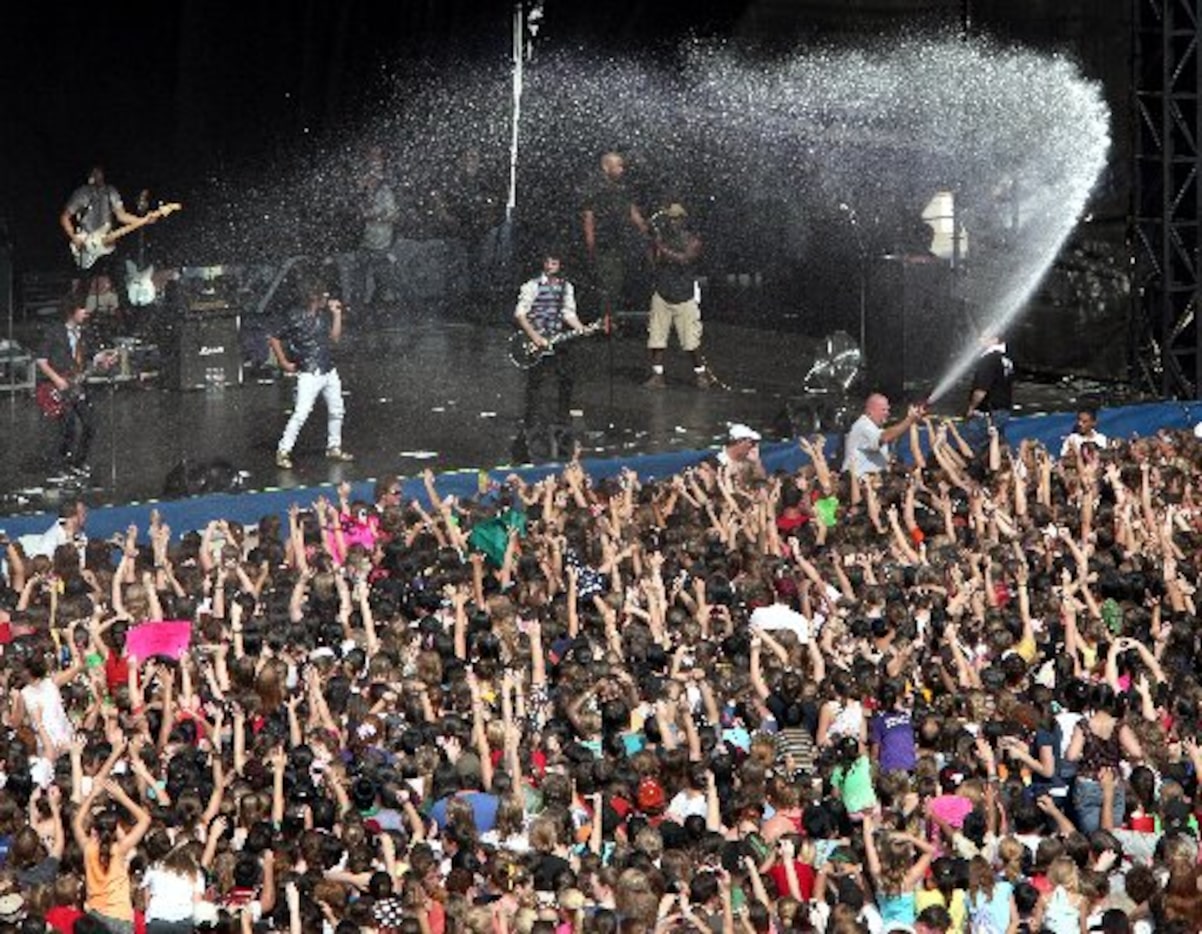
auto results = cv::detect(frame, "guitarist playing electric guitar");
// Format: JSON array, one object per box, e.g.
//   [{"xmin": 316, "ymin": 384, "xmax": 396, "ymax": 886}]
[
  {"xmin": 513, "ymin": 251, "xmax": 588, "ymax": 458},
  {"xmin": 59, "ymin": 165, "xmax": 160, "ymax": 304},
  {"xmin": 35, "ymin": 289, "xmax": 117, "ymax": 480}
]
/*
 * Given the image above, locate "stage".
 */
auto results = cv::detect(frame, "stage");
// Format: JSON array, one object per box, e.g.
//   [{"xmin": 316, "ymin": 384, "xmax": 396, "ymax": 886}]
[
  {"xmin": 0, "ymin": 301, "xmax": 1148, "ymax": 517},
  {"xmin": 0, "ymin": 310, "xmax": 814, "ymax": 510}
]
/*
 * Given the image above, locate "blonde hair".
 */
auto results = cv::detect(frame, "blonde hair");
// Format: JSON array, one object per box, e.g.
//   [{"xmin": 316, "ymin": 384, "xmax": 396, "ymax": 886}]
[
  {"xmin": 877, "ymin": 834, "xmax": 914, "ymax": 895},
  {"xmin": 465, "ymin": 906, "xmax": 496, "ymax": 934},
  {"xmin": 1048, "ymin": 855, "xmax": 1080, "ymax": 893},
  {"xmin": 633, "ymin": 826, "xmax": 663, "ymax": 862},
  {"xmin": 512, "ymin": 908, "xmax": 538, "ymax": 934},
  {"xmin": 997, "ymin": 836, "xmax": 1025, "ymax": 883},
  {"xmin": 529, "ymin": 815, "xmax": 559, "ymax": 853}
]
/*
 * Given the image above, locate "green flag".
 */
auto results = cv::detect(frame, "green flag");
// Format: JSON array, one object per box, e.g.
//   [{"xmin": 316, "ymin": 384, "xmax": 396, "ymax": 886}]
[
  {"xmin": 814, "ymin": 496, "xmax": 839, "ymax": 528},
  {"xmin": 468, "ymin": 510, "xmax": 527, "ymax": 566}
]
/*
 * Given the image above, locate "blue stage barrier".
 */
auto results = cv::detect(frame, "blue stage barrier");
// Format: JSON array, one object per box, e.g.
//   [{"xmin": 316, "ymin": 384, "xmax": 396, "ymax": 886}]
[{"xmin": 2, "ymin": 400, "xmax": 1199, "ymax": 544}]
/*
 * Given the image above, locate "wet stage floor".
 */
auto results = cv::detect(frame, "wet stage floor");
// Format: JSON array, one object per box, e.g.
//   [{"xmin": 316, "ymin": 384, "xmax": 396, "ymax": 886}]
[
  {"xmin": 0, "ymin": 314, "xmax": 833, "ymax": 511},
  {"xmin": 0, "ymin": 309, "xmax": 1127, "ymax": 514}
]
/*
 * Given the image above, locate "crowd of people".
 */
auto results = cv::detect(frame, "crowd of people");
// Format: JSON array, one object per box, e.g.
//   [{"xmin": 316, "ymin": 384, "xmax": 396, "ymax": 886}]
[{"xmin": 0, "ymin": 413, "xmax": 1198, "ymax": 934}]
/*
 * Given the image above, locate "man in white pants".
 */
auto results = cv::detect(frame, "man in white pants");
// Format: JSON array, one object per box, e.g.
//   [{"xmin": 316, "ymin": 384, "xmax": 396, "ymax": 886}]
[{"xmin": 269, "ymin": 274, "xmax": 354, "ymax": 469}]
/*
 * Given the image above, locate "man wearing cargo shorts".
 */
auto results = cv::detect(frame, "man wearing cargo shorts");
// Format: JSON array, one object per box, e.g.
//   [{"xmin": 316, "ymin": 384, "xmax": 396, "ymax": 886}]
[{"xmin": 643, "ymin": 203, "xmax": 713, "ymax": 388}]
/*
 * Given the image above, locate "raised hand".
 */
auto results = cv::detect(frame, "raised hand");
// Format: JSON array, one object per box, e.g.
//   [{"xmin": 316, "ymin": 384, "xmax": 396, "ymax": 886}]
[{"xmin": 100, "ymin": 778, "xmax": 124, "ymax": 800}]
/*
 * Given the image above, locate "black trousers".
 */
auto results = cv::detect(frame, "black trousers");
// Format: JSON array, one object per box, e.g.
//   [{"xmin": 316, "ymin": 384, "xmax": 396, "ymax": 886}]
[
  {"xmin": 523, "ymin": 345, "xmax": 575, "ymax": 430},
  {"xmin": 57, "ymin": 395, "xmax": 96, "ymax": 468},
  {"xmin": 146, "ymin": 921, "xmax": 195, "ymax": 934}
]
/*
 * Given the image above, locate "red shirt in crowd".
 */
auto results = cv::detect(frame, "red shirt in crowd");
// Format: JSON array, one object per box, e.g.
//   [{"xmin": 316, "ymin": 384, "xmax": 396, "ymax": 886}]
[
  {"xmin": 45, "ymin": 906, "xmax": 84, "ymax": 934},
  {"xmin": 767, "ymin": 860, "xmax": 815, "ymax": 900}
]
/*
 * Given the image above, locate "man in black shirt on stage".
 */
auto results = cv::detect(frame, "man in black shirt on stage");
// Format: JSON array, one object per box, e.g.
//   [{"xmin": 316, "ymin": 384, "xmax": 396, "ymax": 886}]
[
  {"xmin": 643, "ymin": 203, "xmax": 713, "ymax": 389},
  {"xmin": 580, "ymin": 151, "xmax": 648, "ymax": 316},
  {"xmin": 965, "ymin": 332, "xmax": 1015, "ymax": 453}
]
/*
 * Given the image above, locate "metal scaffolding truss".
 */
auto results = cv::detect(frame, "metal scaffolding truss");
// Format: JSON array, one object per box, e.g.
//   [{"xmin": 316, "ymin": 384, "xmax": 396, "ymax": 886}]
[{"xmin": 1133, "ymin": 0, "xmax": 1202, "ymax": 397}]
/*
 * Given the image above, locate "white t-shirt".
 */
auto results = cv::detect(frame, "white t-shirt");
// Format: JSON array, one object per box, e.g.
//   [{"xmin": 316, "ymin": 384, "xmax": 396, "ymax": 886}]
[
  {"xmin": 20, "ymin": 678, "xmax": 73, "ymax": 754},
  {"xmin": 480, "ymin": 830, "xmax": 530, "ymax": 853},
  {"xmin": 843, "ymin": 414, "xmax": 888, "ymax": 475},
  {"xmin": 667, "ymin": 790, "xmax": 708, "ymax": 822},
  {"xmin": 143, "ymin": 867, "xmax": 205, "ymax": 922},
  {"xmin": 17, "ymin": 520, "xmax": 85, "ymax": 562},
  {"xmin": 1060, "ymin": 431, "xmax": 1109, "ymax": 458},
  {"xmin": 1055, "ymin": 711, "xmax": 1084, "ymax": 758},
  {"xmin": 750, "ymin": 603, "xmax": 810, "ymax": 641},
  {"xmin": 827, "ymin": 699, "xmax": 864, "ymax": 742}
]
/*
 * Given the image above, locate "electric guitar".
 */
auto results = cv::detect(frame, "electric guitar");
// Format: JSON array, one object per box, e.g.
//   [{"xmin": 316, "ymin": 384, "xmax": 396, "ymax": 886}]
[
  {"xmin": 125, "ymin": 260, "xmax": 156, "ymax": 306},
  {"xmin": 70, "ymin": 202, "xmax": 183, "ymax": 270},
  {"xmin": 508, "ymin": 320, "xmax": 604, "ymax": 370},
  {"xmin": 35, "ymin": 351, "xmax": 119, "ymax": 420}
]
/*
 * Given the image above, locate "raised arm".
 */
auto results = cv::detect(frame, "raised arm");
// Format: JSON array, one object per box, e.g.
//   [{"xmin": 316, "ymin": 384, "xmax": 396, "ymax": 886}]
[{"xmin": 108, "ymin": 778, "xmax": 152, "ymax": 853}]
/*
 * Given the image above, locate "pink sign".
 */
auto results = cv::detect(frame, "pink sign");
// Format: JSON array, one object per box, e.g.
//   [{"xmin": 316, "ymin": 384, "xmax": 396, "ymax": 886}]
[{"xmin": 126, "ymin": 621, "xmax": 193, "ymax": 661}]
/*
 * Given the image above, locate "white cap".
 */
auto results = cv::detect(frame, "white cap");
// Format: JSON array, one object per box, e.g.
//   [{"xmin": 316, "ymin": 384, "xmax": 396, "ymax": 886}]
[
  {"xmin": 1194, "ymin": 421, "xmax": 1202, "ymax": 439},
  {"xmin": 729, "ymin": 423, "xmax": 761, "ymax": 442}
]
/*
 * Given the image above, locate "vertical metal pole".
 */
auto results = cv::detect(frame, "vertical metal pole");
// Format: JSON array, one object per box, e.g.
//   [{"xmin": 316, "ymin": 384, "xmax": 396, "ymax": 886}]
[
  {"xmin": 507, "ymin": 4, "xmax": 523, "ymax": 223},
  {"xmin": 1194, "ymin": 0, "xmax": 1202, "ymax": 395},
  {"xmin": 1161, "ymin": 0, "xmax": 1174, "ymax": 396},
  {"xmin": 5, "ymin": 240, "xmax": 13, "ymax": 406}
]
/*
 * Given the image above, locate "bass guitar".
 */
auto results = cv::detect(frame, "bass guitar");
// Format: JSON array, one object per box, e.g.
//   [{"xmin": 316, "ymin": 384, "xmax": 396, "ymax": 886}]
[
  {"xmin": 507, "ymin": 320, "xmax": 604, "ymax": 370},
  {"xmin": 70, "ymin": 202, "xmax": 183, "ymax": 270},
  {"xmin": 35, "ymin": 351, "xmax": 119, "ymax": 420}
]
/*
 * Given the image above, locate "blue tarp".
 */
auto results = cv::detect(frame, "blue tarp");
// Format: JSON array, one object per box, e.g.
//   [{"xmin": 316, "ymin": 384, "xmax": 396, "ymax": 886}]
[{"xmin": 3, "ymin": 400, "xmax": 1200, "ymax": 543}]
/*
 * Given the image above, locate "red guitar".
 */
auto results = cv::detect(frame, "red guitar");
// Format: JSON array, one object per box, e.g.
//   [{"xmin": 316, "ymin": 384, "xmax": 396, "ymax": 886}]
[{"xmin": 35, "ymin": 351, "xmax": 118, "ymax": 419}]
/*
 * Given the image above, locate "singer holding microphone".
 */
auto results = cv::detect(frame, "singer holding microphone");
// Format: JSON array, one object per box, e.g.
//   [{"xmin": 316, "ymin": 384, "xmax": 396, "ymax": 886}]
[
  {"xmin": 270, "ymin": 271, "xmax": 355, "ymax": 470},
  {"xmin": 642, "ymin": 202, "xmax": 713, "ymax": 389}
]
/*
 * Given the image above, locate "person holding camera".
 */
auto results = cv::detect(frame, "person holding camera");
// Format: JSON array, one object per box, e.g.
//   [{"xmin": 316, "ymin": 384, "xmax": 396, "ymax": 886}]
[
  {"xmin": 1064, "ymin": 681, "xmax": 1145, "ymax": 833},
  {"xmin": 643, "ymin": 202, "xmax": 713, "ymax": 389},
  {"xmin": 863, "ymin": 812, "xmax": 937, "ymax": 928}
]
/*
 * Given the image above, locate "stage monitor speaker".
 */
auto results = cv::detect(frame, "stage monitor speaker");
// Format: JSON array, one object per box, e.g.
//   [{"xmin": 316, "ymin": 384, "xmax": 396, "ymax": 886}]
[
  {"xmin": 863, "ymin": 258, "xmax": 955, "ymax": 401},
  {"xmin": 172, "ymin": 311, "xmax": 242, "ymax": 390},
  {"xmin": 163, "ymin": 458, "xmax": 245, "ymax": 498}
]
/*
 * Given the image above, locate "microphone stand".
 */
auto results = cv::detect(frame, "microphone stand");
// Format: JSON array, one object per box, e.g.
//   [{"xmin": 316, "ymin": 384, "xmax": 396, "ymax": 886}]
[
  {"xmin": 4, "ymin": 228, "xmax": 13, "ymax": 420},
  {"xmin": 108, "ymin": 369, "xmax": 118, "ymax": 492},
  {"xmin": 604, "ymin": 281, "xmax": 616, "ymax": 432},
  {"xmin": 840, "ymin": 203, "xmax": 868, "ymax": 373}
]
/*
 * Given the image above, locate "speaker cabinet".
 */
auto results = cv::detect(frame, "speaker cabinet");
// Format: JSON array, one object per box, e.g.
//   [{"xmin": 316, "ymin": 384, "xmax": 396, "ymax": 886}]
[
  {"xmin": 863, "ymin": 258, "xmax": 955, "ymax": 402},
  {"xmin": 173, "ymin": 312, "xmax": 242, "ymax": 389}
]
